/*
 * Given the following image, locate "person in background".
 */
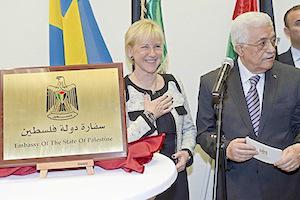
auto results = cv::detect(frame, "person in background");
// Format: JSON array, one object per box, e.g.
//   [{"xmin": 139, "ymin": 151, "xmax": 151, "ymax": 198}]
[
  {"xmin": 124, "ymin": 19, "xmax": 196, "ymax": 200},
  {"xmin": 278, "ymin": 5, "xmax": 300, "ymax": 67},
  {"xmin": 197, "ymin": 12, "xmax": 300, "ymax": 200}
]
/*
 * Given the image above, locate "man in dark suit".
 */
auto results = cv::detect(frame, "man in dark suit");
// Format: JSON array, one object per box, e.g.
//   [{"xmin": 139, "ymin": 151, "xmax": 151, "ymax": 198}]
[
  {"xmin": 278, "ymin": 5, "xmax": 300, "ymax": 67},
  {"xmin": 197, "ymin": 12, "xmax": 300, "ymax": 200}
]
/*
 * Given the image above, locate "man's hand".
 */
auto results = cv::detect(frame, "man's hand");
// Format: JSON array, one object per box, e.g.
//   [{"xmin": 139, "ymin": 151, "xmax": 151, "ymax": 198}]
[
  {"xmin": 226, "ymin": 138, "xmax": 258, "ymax": 162},
  {"xmin": 274, "ymin": 143, "xmax": 300, "ymax": 172}
]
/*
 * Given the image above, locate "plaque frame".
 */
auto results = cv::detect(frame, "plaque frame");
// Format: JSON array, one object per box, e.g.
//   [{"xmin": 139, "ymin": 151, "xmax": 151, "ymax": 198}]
[{"xmin": 0, "ymin": 63, "xmax": 127, "ymax": 168}]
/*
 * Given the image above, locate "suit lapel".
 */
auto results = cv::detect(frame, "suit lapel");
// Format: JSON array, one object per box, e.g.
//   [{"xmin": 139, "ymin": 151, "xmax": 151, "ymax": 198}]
[
  {"xmin": 227, "ymin": 64, "xmax": 253, "ymax": 133},
  {"xmin": 258, "ymin": 64, "xmax": 278, "ymax": 134}
]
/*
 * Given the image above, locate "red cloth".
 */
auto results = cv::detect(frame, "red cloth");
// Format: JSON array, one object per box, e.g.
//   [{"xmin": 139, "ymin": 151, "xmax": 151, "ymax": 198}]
[
  {"xmin": 0, "ymin": 166, "xmax": 36, "ymax": 177},
  {"xmin": 0, "ymin": 134, "xmax": 165, "ymax": 177},
  {"xmin": 95, "ymin": 134, "xmax": 165, "ymax": 173}
]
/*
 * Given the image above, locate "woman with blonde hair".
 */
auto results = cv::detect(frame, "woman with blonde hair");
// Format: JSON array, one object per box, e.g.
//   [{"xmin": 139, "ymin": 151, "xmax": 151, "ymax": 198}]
[{"xmin": 124, "ymin": 19, "xmax": 196, "ymax": 199}]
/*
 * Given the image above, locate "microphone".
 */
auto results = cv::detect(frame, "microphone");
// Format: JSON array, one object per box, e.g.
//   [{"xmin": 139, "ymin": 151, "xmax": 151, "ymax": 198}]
[{"xmin": 211, "ymin": 57, "xmax": 234, "ymax": 97}]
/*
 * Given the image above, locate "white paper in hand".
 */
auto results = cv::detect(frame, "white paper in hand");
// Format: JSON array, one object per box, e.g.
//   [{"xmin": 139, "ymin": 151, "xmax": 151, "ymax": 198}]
[{"xmin": 245, "ymin": 136, "xmax": 282, "ymax": 164}]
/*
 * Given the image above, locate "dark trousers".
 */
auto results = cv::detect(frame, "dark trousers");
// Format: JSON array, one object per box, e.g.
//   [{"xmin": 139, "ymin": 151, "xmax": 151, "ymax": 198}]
[{"xmin": 155, "ymin": 169, "xmax": 189, "ymax": 200}]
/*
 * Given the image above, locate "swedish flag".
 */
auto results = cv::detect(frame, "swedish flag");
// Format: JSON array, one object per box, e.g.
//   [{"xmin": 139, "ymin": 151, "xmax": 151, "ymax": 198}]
[{"xmin": 49, "ymin": 0, "xmax": 112, "ymax": 66}]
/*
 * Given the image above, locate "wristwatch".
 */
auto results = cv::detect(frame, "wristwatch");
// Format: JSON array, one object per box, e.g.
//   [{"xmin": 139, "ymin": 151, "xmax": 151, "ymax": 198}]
[{"xmin": 143, "ymin": 110, "xmax": 156, "ymax": 124}]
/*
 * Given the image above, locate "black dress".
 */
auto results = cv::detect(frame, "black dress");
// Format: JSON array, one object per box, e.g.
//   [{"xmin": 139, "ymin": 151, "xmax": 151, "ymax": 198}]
[{"xmin": 125, "ymin": 74, "xmax": 189, "ymax": 200}]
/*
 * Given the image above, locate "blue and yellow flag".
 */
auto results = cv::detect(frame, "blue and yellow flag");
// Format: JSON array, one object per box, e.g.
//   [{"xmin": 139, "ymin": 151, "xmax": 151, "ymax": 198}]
[{"xmin": 49, "ymin": 0, "xmax": 112, "ymax": 66}]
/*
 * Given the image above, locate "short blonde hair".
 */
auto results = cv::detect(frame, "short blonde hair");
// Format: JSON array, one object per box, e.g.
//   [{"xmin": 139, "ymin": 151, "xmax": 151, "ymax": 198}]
[{"xmin": 125, "ymin": 19, "xmax": 166, "ymax": 72}]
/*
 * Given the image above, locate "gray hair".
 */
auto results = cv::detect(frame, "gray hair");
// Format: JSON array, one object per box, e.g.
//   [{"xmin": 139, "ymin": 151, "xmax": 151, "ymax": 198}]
[{"xmin": 231, "ymin": 12, "xmax": 274, "ymax": 49}]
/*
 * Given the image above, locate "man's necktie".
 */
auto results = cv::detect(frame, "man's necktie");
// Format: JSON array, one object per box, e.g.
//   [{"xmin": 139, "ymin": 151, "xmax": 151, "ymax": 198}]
[{"xmin": 246, "ymin": 75, "xmax": 260, "ymax": 136}]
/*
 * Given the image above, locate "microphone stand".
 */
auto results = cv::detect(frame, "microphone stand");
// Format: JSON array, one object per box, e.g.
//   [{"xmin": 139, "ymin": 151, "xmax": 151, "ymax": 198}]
[{"xmin": 212, "ymin": 88, "xmax": 227, "ymax": 200}]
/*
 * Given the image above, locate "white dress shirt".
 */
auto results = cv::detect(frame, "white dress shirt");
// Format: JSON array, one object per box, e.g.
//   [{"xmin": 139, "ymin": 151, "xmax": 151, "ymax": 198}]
[
  {"xmin": 291, "ymin": 46, "xmax": 300, "ymax": 68},
  {"xmin": 238, "ymin": 58, "xmax": 265, "ymax": 111}
]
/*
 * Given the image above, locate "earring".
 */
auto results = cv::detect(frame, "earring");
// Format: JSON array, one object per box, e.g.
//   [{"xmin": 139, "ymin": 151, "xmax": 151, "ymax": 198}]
[{"xmin": 130, "ymin": 56, "xmax": 135, "ymax": 71}]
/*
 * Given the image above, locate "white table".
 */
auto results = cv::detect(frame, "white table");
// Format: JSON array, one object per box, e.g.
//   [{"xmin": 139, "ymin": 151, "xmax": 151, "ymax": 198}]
[{"xmin": 0, "ymin": 153, "xmax": 177, "ymax": 200}]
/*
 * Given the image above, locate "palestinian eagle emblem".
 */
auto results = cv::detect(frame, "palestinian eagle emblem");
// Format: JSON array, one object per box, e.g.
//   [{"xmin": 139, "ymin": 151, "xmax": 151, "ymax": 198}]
[{"xmin": 46, "ymin": 76, "xmax": 79, "ymax": 120}]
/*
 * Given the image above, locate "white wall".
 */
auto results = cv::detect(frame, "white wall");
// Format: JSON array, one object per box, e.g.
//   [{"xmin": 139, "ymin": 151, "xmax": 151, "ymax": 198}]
[{"xmin": 0, "ymin": 1, "xmax": 299, "ymax": 199}]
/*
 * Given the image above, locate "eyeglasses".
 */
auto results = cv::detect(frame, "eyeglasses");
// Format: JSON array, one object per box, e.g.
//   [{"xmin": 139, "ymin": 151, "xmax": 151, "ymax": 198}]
[{"xmin": 238, "ymin": 37, "xmax": 280, "ymax": 51}]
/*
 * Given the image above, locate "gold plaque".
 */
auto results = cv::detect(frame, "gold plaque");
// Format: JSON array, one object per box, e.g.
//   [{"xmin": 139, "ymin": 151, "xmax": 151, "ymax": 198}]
[{"xmin": 0, "ymin": 63, "xmax": 127, "ymax": 167}]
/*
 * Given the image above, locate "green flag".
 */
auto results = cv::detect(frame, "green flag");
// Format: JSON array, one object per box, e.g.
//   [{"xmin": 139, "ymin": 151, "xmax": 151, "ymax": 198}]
[{"xmin": 145, "ymin": 0, "xmax": 168, "ymax": 71}]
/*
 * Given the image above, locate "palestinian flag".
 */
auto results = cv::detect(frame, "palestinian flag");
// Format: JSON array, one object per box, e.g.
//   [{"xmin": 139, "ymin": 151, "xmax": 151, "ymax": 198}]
[{"xmin": 226, "ymin": 0, "xmax": 258, "ymax": 60}]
